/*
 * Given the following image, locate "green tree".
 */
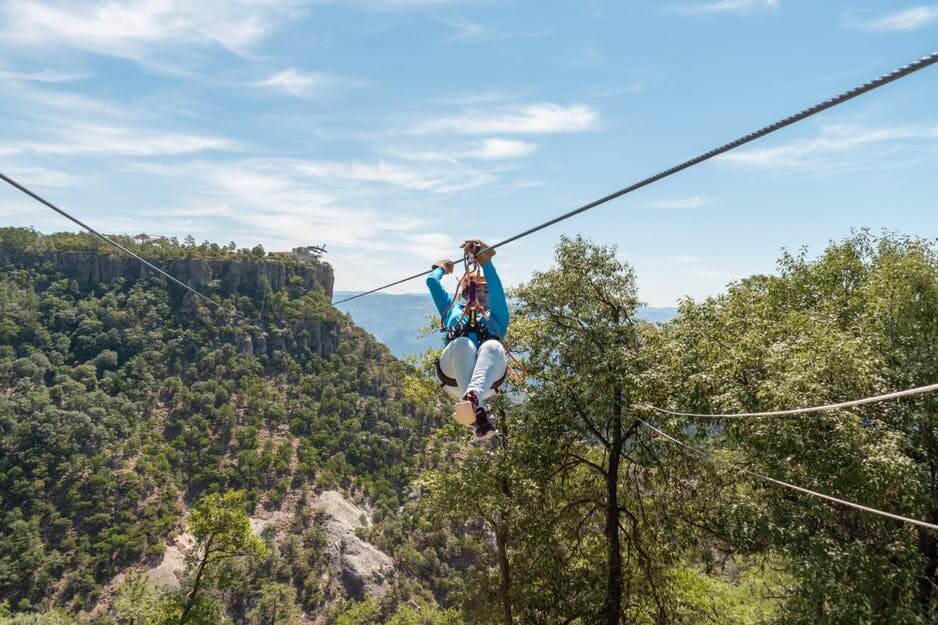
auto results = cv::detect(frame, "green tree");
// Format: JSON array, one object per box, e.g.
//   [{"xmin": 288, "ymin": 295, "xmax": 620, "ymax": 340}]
[
  {"xmin": 511, "ymin": 235, "xmax": 696, "ymax": 625},
  {"xmin": 385, "ymin": 604, "xmax": 464, "ymax": 625},
  {"xmin": 659, "ymin": 232, "xmax": 938, "ymax": 624},
  {"xmin": 419, "ymin": 400, "xmax": 525, "ymax": 625},
  {"xmin": 111, "ymin": 570, "xmax": 159, "ymax": 625},
  {"xmin": 334, "ymin": 598, "xmax": 380, "ymax": 625},
  {"xmin": 0, "ymin": 610, "xmax": 80, "ymax": 624},
  {"xmin": 180, "ymin": 491, "xmax": 267, "ymax": 625},
  {"xmin": 247, "ymin": 582, "xmax": 300, "ymax": 625}
]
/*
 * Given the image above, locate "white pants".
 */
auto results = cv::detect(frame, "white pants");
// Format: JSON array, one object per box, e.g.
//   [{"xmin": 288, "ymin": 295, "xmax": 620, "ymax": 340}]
[{"xmin": 438, "ymin": 337, "xmax": 507, "ymax": 404}]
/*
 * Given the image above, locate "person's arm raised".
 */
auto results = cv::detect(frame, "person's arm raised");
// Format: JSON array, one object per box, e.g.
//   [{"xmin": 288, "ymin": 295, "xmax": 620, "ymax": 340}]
[
  {"xmin": 481, "ymin": 260, "xmax": 508, "ymax": 337},
  {"xmin": 426, "ymin": 260, "xmax": 454, "ymax": 316}
]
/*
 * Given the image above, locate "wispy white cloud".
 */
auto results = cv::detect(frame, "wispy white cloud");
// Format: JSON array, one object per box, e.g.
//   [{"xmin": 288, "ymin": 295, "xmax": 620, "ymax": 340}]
[
  {"xmin": 5, "ymin": 123, "xmax": 237, "ymax": 157},
  {"xmin": 649, "ymin": 196, "xmax": 707, "ymax": 209},
  {"xmin": 436, "ymin": 15, "xmax": 486, "ymax": 40},
  {"xmin": 389, "ymin": 138, "xmax": 537, "ymax": 164},
  {"xmin": 6, "ymin": 84, "xmax": 125, "ymax": 116},
  {"xmin": 716, "ymin": 124, "xmax": 938, "ymax": 172},
  {"xmin": 327, "ymin": 0, "xmax": 468, "ymax": 10},
  {"xmin": 401, "ymin": 231, "xmax": 461, "ymax": 261},
  {"xmin": 1, "ymin": 78, "xmax": 237, "ymax": 158},
  {"xmin": 254, "ymin": 68, "xmax": 363, "ymax": 98},
  {"xmin": 846, "ymin": 6, "xmax": 938, "ymax": 32},
  {"xmin": 431, "ymin": 90, "xmax": 524, "ymax": 107},
  {"xmin": 118, "ymin": 153, "xmax": 507, "ymax": 267},
  {"xmin": 0, "ymin": 0, "xmax": 304, "ymax": 70},
  {"xmin": 125, "ymin": 159, "xmax": 425, "ymax": 251},
  {"xmin": 412, "ymin": 103, "xmax": 598, "ymax": 135},
  {"xmin": 0, "ymin": 166, "xmax": 90, "ymax": 187},
  {"xmin": 297, "ymin": 160, "xmax": 448, "ymax": 191},
  {"xmin": 675, "ymin": 0, "xmax": 778, "ymax": 15},
  {"xmin": 183, "ymin": 155, "xmax": 496, "ymax": 196},
  {"xmin": 461, "ymin": 138, "xmax": 537, "ymax": 159},
  {"xmin": 0, "ymin": 68, "xmax": 88, "ymax": 82},
  {"xmin": 436, "ymin": 14, "xmax": 551, "ymax": 43}
]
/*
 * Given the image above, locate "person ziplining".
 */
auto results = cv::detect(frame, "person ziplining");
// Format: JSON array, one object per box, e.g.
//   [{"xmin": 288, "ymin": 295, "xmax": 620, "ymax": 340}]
[{"xmin": 427, "ymin": 240, "xmax": 509, "ymax": 441}]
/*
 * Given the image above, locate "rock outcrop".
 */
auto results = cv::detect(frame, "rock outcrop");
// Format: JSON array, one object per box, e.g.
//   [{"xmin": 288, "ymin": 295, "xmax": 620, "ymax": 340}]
[
  {"xmin": 0, "ymin": 250, "xmax": 334, "ymax": 300},
  {"xmin": 146, "ymin": 532, "xmax": 196, "ymax": 590},
  {"xmin": 0, "ymin": 250, "xmax": 339, "ymax": 357},
  {"xmin": 314, "ymin": 490, "xmax": 394, "ymax": 599}
]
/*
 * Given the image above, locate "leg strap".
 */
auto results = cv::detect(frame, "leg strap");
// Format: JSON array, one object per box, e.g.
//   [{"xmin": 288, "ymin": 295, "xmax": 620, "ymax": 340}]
[
  {"xmin": 435, "ymin": 358, "xmax": 458, "ymax": 387},
  {"xmin": 436, "ymin": 350, "xmax": 507, "ymax": 391}
]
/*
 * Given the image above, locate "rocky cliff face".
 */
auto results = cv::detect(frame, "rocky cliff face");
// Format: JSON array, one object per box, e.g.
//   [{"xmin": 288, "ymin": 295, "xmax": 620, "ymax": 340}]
[
  {"xmin": 136, "ymin": 490, "xmax": 393, "ymax": 603},
  {"xmin": 314, "ymin": 490, "xmax": 395, "ymax": 599},
  {"xmin": 0, "ymin": 250, "xmax": 339, "ymax": 358},
  {"xmin": 0, "ymin": 250, "xmax": 334, "ymax": 299},
  {"xmin": 235, "ymin": 319, "xmax": 339, "ymax": 360}
]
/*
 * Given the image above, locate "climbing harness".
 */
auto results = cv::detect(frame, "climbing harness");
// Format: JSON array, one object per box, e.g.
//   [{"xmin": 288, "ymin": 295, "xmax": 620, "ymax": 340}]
[
  {"xmin": 439, "ymin": 241, "xmax": 493, "ymax": 342},
  {"xmin": 434, "ymin": 240, "xmax": 526, "ymax": 393},
  {"xmin": 435, "ymin": 242, "xmax": 501, "ymax": 393},
  {"xmin": 445, "ymin": 280, "xmax": 492, "ymax": 343},
  {"xmin": 435, "ymin": 339, "xmax": 508, "ymax": 393}
]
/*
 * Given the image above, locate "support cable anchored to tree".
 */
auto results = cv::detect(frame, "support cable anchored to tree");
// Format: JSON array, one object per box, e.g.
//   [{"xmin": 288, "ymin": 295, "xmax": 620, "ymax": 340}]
[
  {"xmin": 637, "ymin": 419, "xmax": 938, "ymax": 532},
  {"xmin": 0, "ymin": 171, "xmax": 243, "ymax": 321},
  {"xmin": 333, "ymin": 50, "xmax": 938, "ymax": 306},
  {"xmin": 640, "ymin": 381, "xmax": 938, "ymax": 419}
]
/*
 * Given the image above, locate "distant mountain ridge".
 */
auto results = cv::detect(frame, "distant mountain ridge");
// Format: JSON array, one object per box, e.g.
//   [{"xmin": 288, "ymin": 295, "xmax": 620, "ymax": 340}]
[{"xmin": 334, "ymin": 291, "xmax": 678, "ymax": 358}]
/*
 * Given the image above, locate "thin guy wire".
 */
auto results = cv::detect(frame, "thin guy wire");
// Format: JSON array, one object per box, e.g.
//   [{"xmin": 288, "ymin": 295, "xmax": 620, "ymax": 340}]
[
  {"xmin": 326, "ymin": 251, "xmax": 385, "ymax": 285},
  {"xmin": 333, "ymin": 51, "xmax": 938, "ymax": 306},
  {"xmin": 638, "ymin": 419, "xmax": 938, "ymax": 532},
  {"xmin": 0, "ymin": 171, "xmax": 234, "ymax": 317},
  {"xmin": 641, "ymin": 381, "xmax": 938, "ymax": 419}
]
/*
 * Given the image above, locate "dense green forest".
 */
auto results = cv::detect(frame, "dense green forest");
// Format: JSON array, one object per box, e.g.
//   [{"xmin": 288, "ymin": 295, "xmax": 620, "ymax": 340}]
[
  {"xmin": 0, "ymin": 227, "xmax": 935, "ymax": 625},
  {"xmin": 0, "ymin": 228, "xmax": 296, "ymax": 265}
]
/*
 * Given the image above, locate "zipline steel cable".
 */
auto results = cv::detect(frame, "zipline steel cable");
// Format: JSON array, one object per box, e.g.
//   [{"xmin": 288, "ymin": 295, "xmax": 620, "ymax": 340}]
[
  {"xmin": 642, "ymin": 381, "xmax": 938, "ymax": 419},
  {"xmin": 638, "ymin": 419, "xmax": 938, "ymax": 532},
  {"xmin": 333, "ymin": 50, "xmax": 938, "ymax": 306},
  {"xmin": 0, "ymin": 171, "xmax": 235, "ymax": 317}
]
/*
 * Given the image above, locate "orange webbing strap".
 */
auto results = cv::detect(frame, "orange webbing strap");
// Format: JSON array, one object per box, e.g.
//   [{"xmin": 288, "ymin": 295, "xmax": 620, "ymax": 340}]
[{"xmin": 504, "ymin": 344, "xmax": 526, "ymax": 386}]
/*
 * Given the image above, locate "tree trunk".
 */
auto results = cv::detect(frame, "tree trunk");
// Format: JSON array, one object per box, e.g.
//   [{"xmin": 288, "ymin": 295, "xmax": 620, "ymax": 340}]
[
  {"xmin": 495, "ymin": 406, "xmax": 514, "ymax": 625},
  {"xmin": 602, "ymin": 386, "xmax": 624, "ymax": 625},
  {"xmin": 918, "ymin": 506, "xmax": 938, "ymax": 614},
  {"xmin": 179, "ymin": 535, "xmax": 214, "ymax": 625},
  {"xmin": 495, "ymin": 516, "xmax": 514, "ymax": 625}
]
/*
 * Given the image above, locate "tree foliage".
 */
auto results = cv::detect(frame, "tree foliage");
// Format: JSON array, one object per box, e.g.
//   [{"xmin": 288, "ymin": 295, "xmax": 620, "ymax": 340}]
[
  {"xmin": 657, "ymin": 231, "xmax": 938, "ymax": 624},
  {"xmin": 4, "ymin": 228, "xmax": 936, "ymax": 625},
  {"xmin": 0, "ymin": 228, "xmax": 446, "ymax": 620}
]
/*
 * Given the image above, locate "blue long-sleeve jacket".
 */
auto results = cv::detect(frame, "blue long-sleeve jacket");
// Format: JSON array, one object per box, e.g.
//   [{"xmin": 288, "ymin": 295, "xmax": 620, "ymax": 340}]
[{"xmin": 426, "ymin": 261, "xmax": 509, "ymax": 347}]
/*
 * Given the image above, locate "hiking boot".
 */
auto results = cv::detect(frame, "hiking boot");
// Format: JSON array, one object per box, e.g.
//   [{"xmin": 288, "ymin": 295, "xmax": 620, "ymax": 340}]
[
  {"xmin": 470, "ymin": 400, "xmax": 497, "ymax": 442},
  {"xmin": 472, "ymin": 420, "xmax": 498, "ymax": 442},
  {"xmin": 454, "ymin": 390, "xmax": 482, "ymax": 426}
]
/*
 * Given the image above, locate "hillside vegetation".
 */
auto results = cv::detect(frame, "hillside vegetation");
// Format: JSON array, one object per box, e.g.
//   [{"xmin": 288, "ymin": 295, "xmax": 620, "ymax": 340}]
[
  {"xmin": 0, "ymin": 228, "xmax": 450, "ymax": 622},
  {"xmin": 0, "ymin": 227, "xmax": 935, "ymax": 625}
]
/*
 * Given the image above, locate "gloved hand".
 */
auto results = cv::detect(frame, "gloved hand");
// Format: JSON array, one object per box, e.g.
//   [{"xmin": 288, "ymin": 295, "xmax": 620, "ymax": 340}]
[
  {"xmin": 462, "ymin": 240, "xmax": 496, "ymax": 265},
  {"xmin": 432, "ymin": 259, "xmax": 454, "ymax": 274}
]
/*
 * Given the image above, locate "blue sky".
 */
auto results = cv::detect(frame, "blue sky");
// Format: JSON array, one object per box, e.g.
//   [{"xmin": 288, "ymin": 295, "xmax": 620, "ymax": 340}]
[{"xmin": 0, "ymin": 0, "xmax": 936, "ymax": 306}]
